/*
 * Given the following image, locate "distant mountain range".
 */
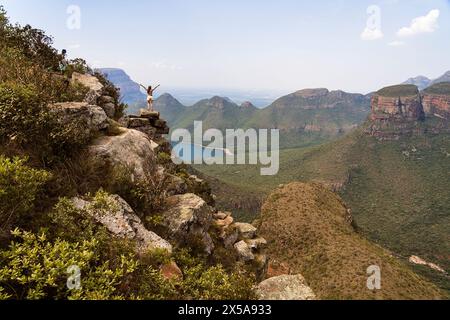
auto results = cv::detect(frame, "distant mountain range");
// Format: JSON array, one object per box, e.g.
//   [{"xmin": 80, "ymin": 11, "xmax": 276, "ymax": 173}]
[
  {"xmin": 96, "ymin": 68, "xmax": 146, "ymax": 106},
  {"xmin": 156, "ymin": 90, "xmax": 370, "ymax": 149},
  {"xmin": 402, "ymin": 70, "xmax": 450, "ymax": 90},
  {"xmin": 102, "ymin": 68, "xmax": 450, "ymax": 149}
]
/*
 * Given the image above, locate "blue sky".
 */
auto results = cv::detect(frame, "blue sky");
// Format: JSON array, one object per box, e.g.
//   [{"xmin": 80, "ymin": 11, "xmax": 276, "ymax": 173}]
[{"xmin": 2, "ymin": 0, "xmax": 450, "ymax": 95}]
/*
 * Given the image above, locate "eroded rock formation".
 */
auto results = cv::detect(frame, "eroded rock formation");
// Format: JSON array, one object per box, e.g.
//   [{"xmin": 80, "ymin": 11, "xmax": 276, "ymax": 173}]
[
  {"xmin": 71, "ymin": 194, "xmax": 173, "ymax": 253},
  {"xmin": 367, "ymin": 85, "xmax": 425, "ymax": 140}
]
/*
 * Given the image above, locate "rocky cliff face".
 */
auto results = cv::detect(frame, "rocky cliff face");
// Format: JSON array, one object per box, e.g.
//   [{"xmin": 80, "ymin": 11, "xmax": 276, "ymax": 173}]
[
  {"xmin": 422, "ymin": 82, "xmax": 450, "ymax": 120},
  {"xmin": 367, "ymin": 84, "xmax": 450, "ymax": 140},
  {"xmin": 367, "ymin": 85, "xmax": 426, "ymax": 140},
  {"xmin": 58, "ymin": 72, "xmax": 269, "ymax": 281}
]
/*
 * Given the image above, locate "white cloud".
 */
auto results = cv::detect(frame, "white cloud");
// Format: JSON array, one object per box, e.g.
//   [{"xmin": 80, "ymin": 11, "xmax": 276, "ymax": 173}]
[
  {"xmin": 397, "ymin": 9, "xmax": 440, "ymax": 37},
  {"xmin": 388, "ymin": 40, "xmax": 405, "ymax": 47},
  {"xmin": 361, "ymin": 28, "xmax": 384, "ymax": 41}
]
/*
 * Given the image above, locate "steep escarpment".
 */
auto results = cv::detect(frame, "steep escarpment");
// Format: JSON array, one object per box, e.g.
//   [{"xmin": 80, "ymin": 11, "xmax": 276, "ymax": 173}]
[
  {"xmin": 422, "ymin": 82, "xmax": 450, "ymax": 120},
  {"xmin": 258, "ymin": 182, "xmax": 445, "ymax": 300},
  {"xmin": 367, "ymin": 84, "xmax": 450, "ymax": 140},
  {"xmin": 367, "ymin": 85, "xmax": 425, "ymax": 140}
]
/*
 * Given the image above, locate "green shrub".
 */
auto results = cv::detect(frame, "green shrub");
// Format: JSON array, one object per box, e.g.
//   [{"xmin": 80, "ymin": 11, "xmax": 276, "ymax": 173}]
[
  {"xmin": 0, "ymin": 156, "xmax": 50, "ymax": 234},
  {"xmin": 174, "ymin": 249, "xmax": 257, "ymax": 300},
  {"xmin": 0, "ymin": 229, "xmax": 138, "ymax": 300},
  {"xmin": 0, "ymin": 82, "xmax": 91, "ymax": 162}
]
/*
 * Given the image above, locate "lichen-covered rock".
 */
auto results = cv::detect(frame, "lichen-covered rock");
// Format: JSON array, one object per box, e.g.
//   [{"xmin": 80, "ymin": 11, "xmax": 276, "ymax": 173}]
[
  {"xmin": 215, "ymin": 215, "xmax": 234, "ymax": 228},
  {"xmin": 98, "ymin": 95, "xmax": 115, "ymax": 105},
  {"xmin": 102, "ymin": 102, "xmax": 116, "ymax": 118},
  {"xmin": 71, "ymin": 72, "xmax": 104, "ymax": 105},
  {"xmin": 71, "ymin": 194, "xmax": 172, "ymax": 253},
  {"xmin": 49, "ymin": 102, "xmax": 109, "ymax": 135},
  {"xmin": 234, "ymin": 240, "xmax": 254, "ymax": 261},
  {"xmin": 166, "ymin": 174, "xmax": 188, "ymax": 196},
  {"xmin": 164, "ymin": 194, "xmax": 215, "ymax": 254},
  {"xmin": 89, "ymin": 128, "xmax": 157, "ymax": 181},
  {"xmin": 221, "ymin": 227, "xmax": 239, "ymax": 249},
  {"xmin": 234, "ymin": 222, "xmax": 257, "ymax": 239},
  {"xmin": 257, "ymin": 275, "xmax": 316, "ymax": 300}
]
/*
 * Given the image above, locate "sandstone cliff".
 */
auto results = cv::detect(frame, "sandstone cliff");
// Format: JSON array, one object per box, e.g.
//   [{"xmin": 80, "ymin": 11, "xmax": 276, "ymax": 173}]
[
  {"xmin": 422, "ymin": 82, "xmax": 450, "ymax": 120},
  {"xmin": 367, "ymin": 85, "xmax": 426, "ymax": 140}
]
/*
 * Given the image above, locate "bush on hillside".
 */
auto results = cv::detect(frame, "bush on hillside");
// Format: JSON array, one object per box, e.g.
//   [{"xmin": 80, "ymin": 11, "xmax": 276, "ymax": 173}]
[
  {"xmin": 0, "ymin": 82, "xmax": 91, "ymax": 163},
  {"xmin": 0, "ymin": 156, "xmax": 50, "ymax": 236},
  {"xmin": 0, "ymin": 229, "xmax": 138, "ymax": 300}
]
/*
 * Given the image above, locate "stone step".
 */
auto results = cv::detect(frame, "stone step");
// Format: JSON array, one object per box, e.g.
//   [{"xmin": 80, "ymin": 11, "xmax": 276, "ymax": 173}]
[
  {"xmin": 128, "ymin": 118, "xmax": 150, "ymax": 128},
  {"xmin": 140, "ymin": 109, "xmax": 160, "ymax": 119}
]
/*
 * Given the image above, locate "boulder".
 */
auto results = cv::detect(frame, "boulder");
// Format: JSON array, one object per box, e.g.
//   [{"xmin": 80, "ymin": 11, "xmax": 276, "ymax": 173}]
[
  {"xmin": 221, "ymin": 227, "xmax": 239, "ymax": 249},
  {"xmin": 89, "ymin": 128, "xmax": 157, "ymax": 181},
  {"xmin": 234, "ymin": 222, "xmax": 257, "ymax": 239},
  {"xmin": 166, "ymin": 174, "xmax": 188, "ymax": 196},
  {"xmin": 71, "ymin": 194, "xmax": 172, "ymax": 253},
  {"xmin": 49, "ymin": 102, "xmax": 109, "ymax": 135},
  {"xmin": 214, "ymin": 212, "xmax": 230, "ymax": 220},
  {"xmin": 257, "ymin": 275, "xmax": 316, "ymax": 300},
  {"xmin": 164, "ymin": 194, "xmax": 215, "ymax": 254},
  {"xmin": 102, "ymin": 102, "xmax": 116, "ymax": 118},
  {"xmin": 71, "ymin": 72, "xmax": 104, "ymax": 105},
  {"xmin": 98, "ymin": 95, "xmax": 115, "ymax": 105},
  {"xmin": 215, "ymin": 215, "xmax": 234, "ymax": 228},
  {"xmin": 234, "ymin": 240, "xmax": 254, "ymax": 261}
]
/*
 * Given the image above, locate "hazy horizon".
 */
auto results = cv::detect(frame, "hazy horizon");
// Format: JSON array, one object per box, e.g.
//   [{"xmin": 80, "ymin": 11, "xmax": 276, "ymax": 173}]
[{"xmin": 2, "ymin": 0, "xmax": 450, "ymax": 95}]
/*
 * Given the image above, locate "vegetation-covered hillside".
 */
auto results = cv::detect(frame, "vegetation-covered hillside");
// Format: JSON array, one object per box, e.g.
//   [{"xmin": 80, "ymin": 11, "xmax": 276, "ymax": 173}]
[
  {"xmin": 0, "ymin": 7, "xmax": 257, "ymax": 300},
  {"xmin": 195, "ymin": 125, "xmax": 450, "ymax": 293},
  {"xmin": 259, "ymin": 182, "xmax": 445, "ymax": 300}
]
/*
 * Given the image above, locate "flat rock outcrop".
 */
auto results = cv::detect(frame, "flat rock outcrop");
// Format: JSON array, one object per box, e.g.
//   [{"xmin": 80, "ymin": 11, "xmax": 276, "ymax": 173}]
[
  {"xmin": 71, "ymin": 194, "xmax": 172, "ymax": 253},
  {"xmin": 257, "ymin": 275, "xmax": 316, "ymax": 300},
  {"xmin": 120, "ymin": 109, "xmax": 170, "ymax": 141},
  {"xmin": 49, "ymin": 102, "xmax": 109, "ymax": 136},
  {"xmin": 89, "ymin": 128, "xmax": 157, "ymax": 181},
  {"xmin": 71, "ymin": 72, "xmax": 104, "ymax": 105}
]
